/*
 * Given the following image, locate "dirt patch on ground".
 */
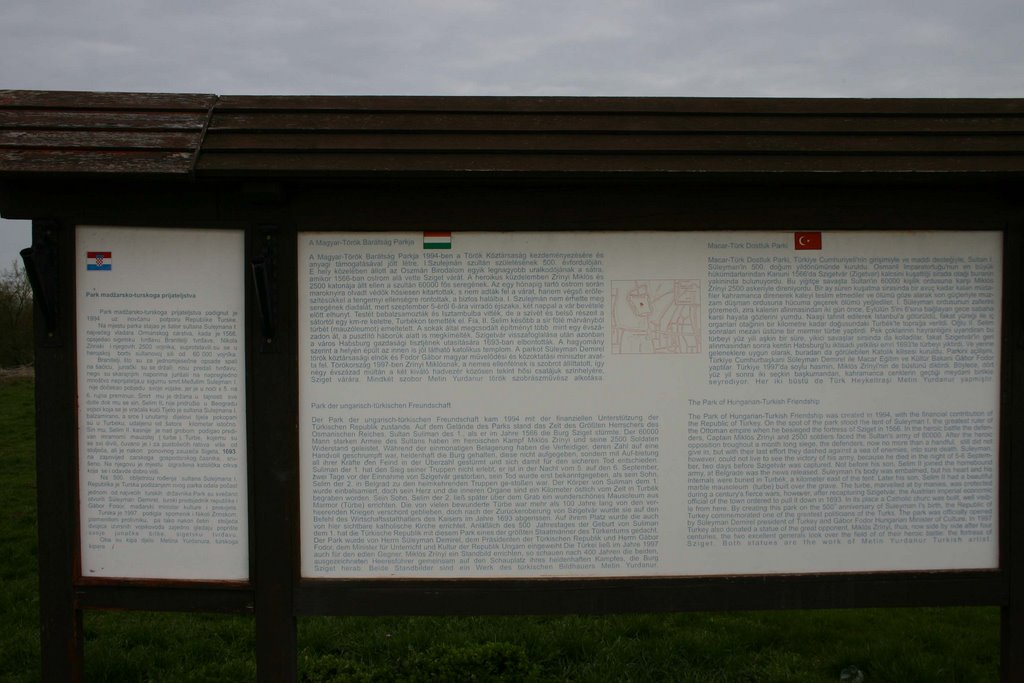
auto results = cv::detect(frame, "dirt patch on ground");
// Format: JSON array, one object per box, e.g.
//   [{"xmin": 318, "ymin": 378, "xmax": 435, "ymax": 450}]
[{"xmin": 0, "ymin": 365, "xmax": 34, "ymax": 383}]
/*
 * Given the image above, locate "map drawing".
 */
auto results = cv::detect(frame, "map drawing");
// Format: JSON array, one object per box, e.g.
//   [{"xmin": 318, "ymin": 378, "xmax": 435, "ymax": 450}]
[{"xmin": 611, "ymin": 279, "xmax": 701, "ymax": 354}]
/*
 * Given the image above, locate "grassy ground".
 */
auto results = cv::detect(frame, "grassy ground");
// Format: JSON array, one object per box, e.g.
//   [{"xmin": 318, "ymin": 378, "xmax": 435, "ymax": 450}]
[{"xmin": 0, "ymin": 375, "xmax": 1001, "ymax": 681}]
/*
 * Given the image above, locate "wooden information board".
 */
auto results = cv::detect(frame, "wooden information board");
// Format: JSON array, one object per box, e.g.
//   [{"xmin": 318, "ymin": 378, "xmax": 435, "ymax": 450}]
[{"xmin": 1, "ymin": 91, "xmax": 1021, "ymax": 681}]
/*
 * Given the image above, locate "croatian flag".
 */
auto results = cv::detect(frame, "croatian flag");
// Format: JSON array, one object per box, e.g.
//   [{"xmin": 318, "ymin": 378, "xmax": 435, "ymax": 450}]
[
  {"xmin": 87, "ymin": 251, "xmax": 112, "ymax": 270},
  {"xmin": 423, "ymin": 231, "xmax": 452, "ymax": 250}
]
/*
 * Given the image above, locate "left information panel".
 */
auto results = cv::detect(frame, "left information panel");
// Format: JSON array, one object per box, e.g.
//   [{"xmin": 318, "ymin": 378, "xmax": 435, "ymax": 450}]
[{"xmin": 77, "ymin": 227, "xmax": 248, "ymax": 580}]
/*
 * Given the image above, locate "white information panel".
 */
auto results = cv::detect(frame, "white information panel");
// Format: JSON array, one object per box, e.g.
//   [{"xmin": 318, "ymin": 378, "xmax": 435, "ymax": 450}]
[
  {"xmin": 300, "ymin": 231, "xmax": 1000, "ymax": 578},
  {"xmin": 78, "ymin": 227, "xmax": 248, "ymax": 580}
]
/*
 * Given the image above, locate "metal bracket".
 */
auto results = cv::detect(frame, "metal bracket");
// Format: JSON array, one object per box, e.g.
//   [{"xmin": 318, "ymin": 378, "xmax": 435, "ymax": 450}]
[
  {"xmin": 251, "ymin": 227, "xmax": 278, "ymax": 353},
  {"xmin": 20, "ymin": 224, "xmax": 61, "ymax": 346}
]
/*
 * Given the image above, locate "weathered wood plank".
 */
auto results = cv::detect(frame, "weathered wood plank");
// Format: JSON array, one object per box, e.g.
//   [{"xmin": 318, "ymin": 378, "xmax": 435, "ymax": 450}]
[
  {"xmin": 0, "ymin": 90, "xmax": 215, "ymax": 110},
  {"xmin": 207, "ymin": 111, "xmax": 1024, "ymax": 134},
  {"xmin": 75, "ymin": 585, "xmax": 253, "ymax": 613},
  {"xmin": 294, "ymin": 571, "xmax": 1008, "ymax": 616},
  {"xmin": 0, "ymin": 149, "xmax": 195, "ymax": 174},
  {"xmin": 201, "ymin": 131, "xmax": 1024, "ymax": 154},
  {"xmin": 283, "ymin": 183, "xmax": 1010, "ymax": 232},
  {"xmin": 214, "ymin": 95, "xmax": 1024, "ymax": 115},
  {"xmin": 0, "ymin": 130, "xmax": 201, "ymax": 150},
  {"xmin": 0, "ymin": 110, "xmax": 210, "ymax": 131},
  {"xmin": 195, "ymin": 151, "xmax": 1024, "ymax": 174}
]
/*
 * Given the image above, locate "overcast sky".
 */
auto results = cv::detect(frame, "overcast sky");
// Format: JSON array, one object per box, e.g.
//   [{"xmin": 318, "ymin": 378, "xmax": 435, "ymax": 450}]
[{"xmin": 2, "ymin": 0, "xmax": 1022, "ymax": 266}]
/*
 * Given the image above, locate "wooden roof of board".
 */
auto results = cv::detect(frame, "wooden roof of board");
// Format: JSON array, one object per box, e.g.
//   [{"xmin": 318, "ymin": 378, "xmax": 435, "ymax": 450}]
[
  {"xmin": 0, "ymin": 91, "xmax": 216, "ymax": 176},
  {"xmin": 3, "ymin": 90, "xmax": 1024, "ymax": 178}
]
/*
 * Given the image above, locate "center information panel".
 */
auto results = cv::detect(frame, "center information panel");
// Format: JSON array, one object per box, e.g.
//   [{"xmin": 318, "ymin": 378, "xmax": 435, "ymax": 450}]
[{"xmin": 299, "ymin": 231, "xmax": 1000, "ymax": 578}]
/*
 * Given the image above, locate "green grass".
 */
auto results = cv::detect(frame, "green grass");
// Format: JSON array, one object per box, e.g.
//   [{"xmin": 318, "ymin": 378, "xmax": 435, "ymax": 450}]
[
  {"xmin": 294, "ymin": 609, "xmax": 999, "ymax": 682},
  {"xmin": 0, "ymin": 375, "xmax": 1002, "ymax": 682},
  {"xmin": 0, "ymin": 374, "xmax": 41, "ymax": 683}
]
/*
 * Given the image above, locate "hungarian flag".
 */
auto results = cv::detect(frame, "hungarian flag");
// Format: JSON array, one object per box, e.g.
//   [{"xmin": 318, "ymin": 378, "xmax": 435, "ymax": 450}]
[
  {"xmin": 423, "ymin": 231, "xmax": 452, "ymax": 250},
  {"xmin": 794, "ymin": 232, "xmax": 822, "ymax": 250},
  {"xmin": 87, "ymin": 251, "xmax": 112, "ymax": 270}
]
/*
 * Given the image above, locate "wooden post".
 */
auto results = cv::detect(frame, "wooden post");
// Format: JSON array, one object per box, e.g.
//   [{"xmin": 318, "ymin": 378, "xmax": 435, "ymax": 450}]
[
  {"xmin": 1002, "ymin": 227, "xmax": 1022, "ymax": 683},
  {"xmin": 249, "ymin": 224, "xmax": 299, "ymax": 681},
  {"xmin": 29, "ymin": 219, "xmax": 84, "ymax": 681}
]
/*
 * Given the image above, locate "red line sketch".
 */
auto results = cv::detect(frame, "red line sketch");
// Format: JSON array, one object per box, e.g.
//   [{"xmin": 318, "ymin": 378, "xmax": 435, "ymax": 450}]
[{"xmin": 611, "ymin": 279, "xmax": 701, "ymax": 354}]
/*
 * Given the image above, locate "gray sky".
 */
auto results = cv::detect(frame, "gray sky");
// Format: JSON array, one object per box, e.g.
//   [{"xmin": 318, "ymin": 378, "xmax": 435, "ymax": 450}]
[{"xmin": 2, "ymin": 0, "xmax": 1023, "ymax": 266}]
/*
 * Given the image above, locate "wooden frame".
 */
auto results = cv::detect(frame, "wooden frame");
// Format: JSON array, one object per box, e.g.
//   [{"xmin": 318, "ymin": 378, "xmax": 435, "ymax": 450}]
[{"xmin": 2, "ymin": 92, "xmax": 1022, "ymax": 681}]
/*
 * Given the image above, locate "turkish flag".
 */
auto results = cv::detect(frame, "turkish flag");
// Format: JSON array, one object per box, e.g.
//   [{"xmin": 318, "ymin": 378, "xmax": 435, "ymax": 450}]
[{"xmin": 794, "ymin": 232, "xmax": 822, "ymax": 250}]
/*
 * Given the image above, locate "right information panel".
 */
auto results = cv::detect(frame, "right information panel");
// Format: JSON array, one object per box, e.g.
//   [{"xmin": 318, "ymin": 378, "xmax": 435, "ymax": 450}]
[{"xmin": 300, "ymin": 231, "xmax": 1001, "ymax": 578}]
